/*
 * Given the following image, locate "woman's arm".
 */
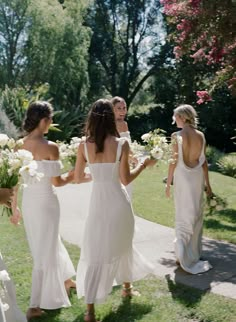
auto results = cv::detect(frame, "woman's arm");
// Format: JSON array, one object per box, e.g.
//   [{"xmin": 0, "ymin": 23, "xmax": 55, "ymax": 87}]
[
  {"xmin": 49, "ymin": 143, "xmax": 75, "ymax": 187},
  {"xmin": 165, "ymin": 133, "xmax": 178, "ymax": 198},
  {"xmin": 119, "ymin": 141, "xmax": 156, "ymax": 185},
  {"xmin": 74, "ymin": 143, "xmax": 92, "ymax": 184},
  {"xmin": 202, "ymin": 143, "xmax": 212, "ymax": 196}
]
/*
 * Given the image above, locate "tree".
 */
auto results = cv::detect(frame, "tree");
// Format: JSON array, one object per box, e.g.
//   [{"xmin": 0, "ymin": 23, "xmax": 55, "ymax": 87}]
[
  {"xmin": 86, "ymin": 0, "xmax": 164, "ymax": 107},
  {"xmin": 160, "ymin": 0, "xmax": 236, "ymax": 102},
  {"xmin": 0, "ymin": 0, "xmax": 30, "ymax": 87}
]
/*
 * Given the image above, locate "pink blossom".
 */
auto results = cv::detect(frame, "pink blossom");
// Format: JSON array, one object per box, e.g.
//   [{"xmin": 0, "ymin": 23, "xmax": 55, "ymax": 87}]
[
  {"xmin": 173, "ymin": 46, "xmax": 183, "ymax": 59},
  {"xmin": 196, "ymin": 90, "xmax": 212, "ymax": 104},
  {"xmin": 190, "ymin": 48, "xmax": 206, "ymax": 62}
]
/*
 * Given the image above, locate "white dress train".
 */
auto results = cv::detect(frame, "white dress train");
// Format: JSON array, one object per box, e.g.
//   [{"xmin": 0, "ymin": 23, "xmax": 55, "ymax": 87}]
[
  {"xmin": 0, "ymin": 253, "xmax": 26, "ymax": 322},
  {"xmin": 21, "ymin": 160, "xmax": 75, "ymax": 309},
  {"xmin": 76, "ymin": 139, "xmax": 153, "ymax": 304},
  {"xmin": 174, "ymin": 133, "xmax": 212, "ymax": 274}
]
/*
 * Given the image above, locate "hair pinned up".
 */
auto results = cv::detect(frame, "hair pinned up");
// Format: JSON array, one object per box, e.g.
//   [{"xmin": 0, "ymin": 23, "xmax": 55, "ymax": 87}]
[{"xmin": 173, "ymin": 104, "xmax": 198, "ymax": 127}]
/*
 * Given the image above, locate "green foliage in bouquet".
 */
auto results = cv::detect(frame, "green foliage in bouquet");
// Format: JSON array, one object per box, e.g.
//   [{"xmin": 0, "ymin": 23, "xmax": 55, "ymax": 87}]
[{"xmin": 205, "ymin": 193, "xmax": 228, "ymax": 216}]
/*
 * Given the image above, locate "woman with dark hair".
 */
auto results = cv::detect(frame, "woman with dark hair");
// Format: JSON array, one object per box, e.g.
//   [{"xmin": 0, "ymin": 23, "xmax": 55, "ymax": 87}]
[
  {"xmin": 12, "ymin": 101, "xmax": 76, "ymax": 320},
  {"xmin": 74, "ymin": 99, "xmax": 155, "ymax": 322}
]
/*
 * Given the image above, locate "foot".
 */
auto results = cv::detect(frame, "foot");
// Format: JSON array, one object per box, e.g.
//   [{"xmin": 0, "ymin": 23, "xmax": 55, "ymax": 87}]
[
  {"xmin": 84, "ymin": 311, "xmax": 100, "ymax": 322},
  {"xmin": 26, "ymin": 307, "xmax": 45, "ymax": 320},
  {"xmin": 65, "ymin": 279, "xmax": 76, "ymax": 295},
  {"xmin": 122, "ymin": 285, "xmax": 141, "ymax": 299}
]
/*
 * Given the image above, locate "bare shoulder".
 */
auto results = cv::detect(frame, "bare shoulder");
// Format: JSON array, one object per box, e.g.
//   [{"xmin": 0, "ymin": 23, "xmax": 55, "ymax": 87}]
[
  {"xmin": 48, "ymin": 141, "xmax": 59, "ymax": 160},
  {"xmin": 195, "ymin": 130, "xmax": 205, "ymax": 141}
]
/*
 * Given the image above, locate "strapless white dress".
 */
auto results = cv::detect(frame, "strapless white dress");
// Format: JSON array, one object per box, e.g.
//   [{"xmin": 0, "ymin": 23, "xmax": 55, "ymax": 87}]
[{"xmin": 21, "ymin": 160, "xmax": 75, "ymax": 309}]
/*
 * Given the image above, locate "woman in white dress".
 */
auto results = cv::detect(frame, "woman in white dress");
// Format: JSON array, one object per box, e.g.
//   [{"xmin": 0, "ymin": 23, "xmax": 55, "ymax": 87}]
[
  {"xmin": 166, "ymin": 104, "xmax": 212, "ymax": 274},
  {"xmin": 12, "ymin": 101, "xmax": 76, "ymax": 320},
  {"xmin": 111, "ymin": 96, "xmax": 136, "ymax": 198},
  {"xmin": 74, "ymin": 99, "xmax": 156, "ymax": 322},
  {"xmin": 0, "ymin": 188, "xmax": 27, "ymax": 322}
]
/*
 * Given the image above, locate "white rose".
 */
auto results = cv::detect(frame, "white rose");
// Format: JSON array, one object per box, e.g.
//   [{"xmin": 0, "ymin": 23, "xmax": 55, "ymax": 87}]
[
  {"xmin": 0, "ymin": 134, "xmax": 9, "ymax": 147},
  {"xmin": 141, "ymin": 133, "xmax": 151, "ymax": 142},
  {"xmin": 151, "ymin": 146, "xmax": 163, "ymax": 160}
]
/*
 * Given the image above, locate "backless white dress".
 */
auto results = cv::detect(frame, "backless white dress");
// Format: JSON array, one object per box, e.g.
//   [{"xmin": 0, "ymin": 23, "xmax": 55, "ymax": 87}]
[
  {"xmin": 174, "ymin": 133, "xmax": 212, "ymax": 274},
  {"xmin": 76, "ymin": 139, "xmax": 153, "ymax": 304},
  {"xmin": 22, "ymin": 160, "xmax": 75, "ymax": 309}
]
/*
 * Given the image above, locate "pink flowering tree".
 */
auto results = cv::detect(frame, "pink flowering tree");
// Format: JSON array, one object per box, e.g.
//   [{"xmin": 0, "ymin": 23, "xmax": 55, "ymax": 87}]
[{"xmin": 161, "ymin": 0, "xmax": 236, "ymax": 103}]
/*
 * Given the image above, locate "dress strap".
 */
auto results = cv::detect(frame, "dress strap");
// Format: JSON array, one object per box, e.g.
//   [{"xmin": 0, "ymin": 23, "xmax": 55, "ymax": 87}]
[
  {"xmin": 116, "ymin": 139, "xmax": 124, "ymax": 162},
  {"xmin": 84, "ymin": 142, "xmax": 90, "ymax": 163}
]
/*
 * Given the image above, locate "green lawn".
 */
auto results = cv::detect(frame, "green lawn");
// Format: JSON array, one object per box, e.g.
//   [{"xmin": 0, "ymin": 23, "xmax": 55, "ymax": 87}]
[
  {"xmin": 0, "ymin": 165, "xmax": 236, "ymax": 322},
  {"xmin": 133, "ymin": 163, "xmax": 236, "ymax": 244}
]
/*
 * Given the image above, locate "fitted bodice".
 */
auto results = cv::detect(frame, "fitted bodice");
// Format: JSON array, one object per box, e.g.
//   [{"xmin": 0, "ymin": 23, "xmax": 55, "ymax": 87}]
[
  {"xmin": 84, "ymin": 138, "xmax": 126, "ymax": 184},
  {"xmin": 22, "ymin": 160, "xmax": 62, "ymax": 188}
]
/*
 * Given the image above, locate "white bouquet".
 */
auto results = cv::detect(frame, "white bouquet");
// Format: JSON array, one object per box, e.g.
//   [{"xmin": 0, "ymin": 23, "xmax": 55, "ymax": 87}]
[
  {"xmin": 0, "ymin": 134, "xmax": 44, "ymax": 216},
  {"xmin": 58, "ymin": 136, "xmax": 83, "ymax": 168},
  {"xmin": 141, "ymin": 129, "xmax": 171, "ymax": 161}
]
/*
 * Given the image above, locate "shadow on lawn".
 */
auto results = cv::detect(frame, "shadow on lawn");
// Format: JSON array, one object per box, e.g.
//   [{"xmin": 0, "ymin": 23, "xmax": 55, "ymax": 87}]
[
  {"xmin": 165, "ymin": 274, "xmax": 206, "ymax": 307},
  {"xmin": 204, "ymin": 208, "xmax": 236, "ymax": 230},
  {"xmin": 72, "ymin": 298, "xmax": 152, "ymax": 322}
]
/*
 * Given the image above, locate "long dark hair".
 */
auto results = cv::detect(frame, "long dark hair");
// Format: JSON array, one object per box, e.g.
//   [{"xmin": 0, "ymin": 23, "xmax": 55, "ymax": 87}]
[
  {"xmin": 85, "ymin": 99, "xmax": 120, "ymax": 153},
  {"xmin": 23, "ymin": 101, "xmax": 53, "ymax": 133}
]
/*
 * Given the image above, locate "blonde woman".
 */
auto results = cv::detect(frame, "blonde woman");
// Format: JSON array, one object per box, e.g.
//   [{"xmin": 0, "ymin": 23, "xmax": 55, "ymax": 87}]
[{"xmin": 166, "ymin": 104, "xmax": 212, "ymax": 274}]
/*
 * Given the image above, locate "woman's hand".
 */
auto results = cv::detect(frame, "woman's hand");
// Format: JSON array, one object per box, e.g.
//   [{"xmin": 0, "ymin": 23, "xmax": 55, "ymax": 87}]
[
  {"xmin": 205, "ymin": 184, "xmax": 212, "ymax": 197},
  {"xmin": 165, "ymin": 185, "xmax": 171, "ymax": 198},
  {"xmin": 0, "ymin": 188, "xmax": 14, "ymax": 207},
  {"xmin": 10, "ymin": 207, "xmax": 22, "ymax": 226},
  {"xmin": 143, "ymin": 157, "xmax": 157, "ymax": 168}
]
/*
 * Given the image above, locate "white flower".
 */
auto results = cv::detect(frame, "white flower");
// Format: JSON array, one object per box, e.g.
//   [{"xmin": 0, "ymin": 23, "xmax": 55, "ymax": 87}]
[
  {"xmin": 0, "ymin": 134, "xmax": 9, "ymax": 147},
  {"xmin": 150, "ymin": 146, "xmax": 164, "ymax": 160},
  {"xmin": 16, "ymin": 149, "xmax": 33, "ymax": 165},
  {"xmin": 19, "ymin": 161, "xmax": 44, "ymax": 184},
  {"xmin": 141, "ymin": 133, "xmax": 152, "ymax": 142},
  {"xmin": 0, "ymin": 270, "xmax": 10, "ymax": 282},
  {"xmin": 1, "ymin": 301, "xmax": 10, "ymax": 312}
]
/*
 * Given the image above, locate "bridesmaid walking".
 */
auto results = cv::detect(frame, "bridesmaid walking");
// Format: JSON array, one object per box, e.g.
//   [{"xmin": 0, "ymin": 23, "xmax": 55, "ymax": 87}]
[
  {"xmin": 166, "ymin": 104, "xmax": 212, "ymax": 274},
  {"xmin": 12, "ymin": 101, "xmax": 76, "ymax": 320},
  {"xmin": 75, "ymin": 99, "xmax": 156, "ymax": 322}
]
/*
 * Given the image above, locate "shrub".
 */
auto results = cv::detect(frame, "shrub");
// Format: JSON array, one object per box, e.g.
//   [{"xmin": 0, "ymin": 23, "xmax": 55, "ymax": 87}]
[
  {"xmin": 217, "ymin": 153, "xmax": 236, "ymax": 178},
  {"xmin": 205, "ymin": 145, "xmax": 224, "ymax": 170},
  {"xmin": 0, "ymin": 104, "xmax": 19, "ymax": 138}
]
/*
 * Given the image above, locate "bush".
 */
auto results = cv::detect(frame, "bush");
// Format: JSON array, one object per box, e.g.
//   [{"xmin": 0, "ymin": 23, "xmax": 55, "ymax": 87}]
[
  {"xmin": 0, "ymin": 104, "xmax": 19, "ymax": 138},
  {"xmin": 205, "ymin": 145, "xmax": 224, "ymax": 170},
  {"xmin": 217, "ymin": 153, "xmax": 236, "ymax": 178}
]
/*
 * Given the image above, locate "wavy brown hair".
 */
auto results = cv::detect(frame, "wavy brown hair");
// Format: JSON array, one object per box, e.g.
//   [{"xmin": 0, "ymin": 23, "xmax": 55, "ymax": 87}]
[
  {"xmin": 23, "ymin": 101, "xmax": 53, "ymax": 133},
  {"xmin": 85, "ymin": 99, "xmax": 120, "ymax": 153}
]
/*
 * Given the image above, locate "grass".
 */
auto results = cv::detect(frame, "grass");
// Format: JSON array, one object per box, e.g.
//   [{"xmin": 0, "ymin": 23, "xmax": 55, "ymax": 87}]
[
  {"xmin": 0, "ymin": 165, "xmax": 236, "ymax": 321},
  {"xmin": 133, "ymin": 163, "xmax": 236, "ymax": 244}
]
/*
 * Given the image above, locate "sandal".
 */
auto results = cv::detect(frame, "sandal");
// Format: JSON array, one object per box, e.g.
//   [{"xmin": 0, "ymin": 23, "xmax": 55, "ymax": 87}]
[
  {"xmin": 84, "ymin": 311, "xmax": 100, "ymax": 322},
  {"xmin": 121, "ymin": 284, "xmax": 141, "ymax": 298},
  {"xmin": 26, "ymin": 307, "xmax": 45, "ymax": 321}
]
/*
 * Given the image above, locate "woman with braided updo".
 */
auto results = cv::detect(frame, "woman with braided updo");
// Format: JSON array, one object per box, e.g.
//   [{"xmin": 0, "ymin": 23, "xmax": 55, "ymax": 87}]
[
  {"xmin": 12, "ymin": 101, "xmax": 76, "ymax": 320},
  {"xmin": 166, "ymin": 104, "xmax": 212, "ymax": 274}
]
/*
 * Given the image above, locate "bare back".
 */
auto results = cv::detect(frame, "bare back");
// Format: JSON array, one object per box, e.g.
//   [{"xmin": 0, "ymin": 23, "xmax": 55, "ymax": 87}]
[
  {"xmin": 22, "ymin": 137, "xmax": 58, "ymax": 161},
  {"xmin": 180, "ymin": 127, "xmax": 204, "ymax": 168},
  {"xmin": 85, "ymin": 136, "xmax": 120, "ymax": 164}
]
